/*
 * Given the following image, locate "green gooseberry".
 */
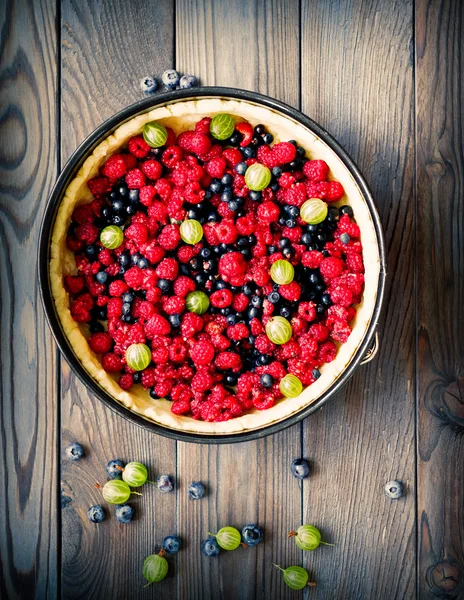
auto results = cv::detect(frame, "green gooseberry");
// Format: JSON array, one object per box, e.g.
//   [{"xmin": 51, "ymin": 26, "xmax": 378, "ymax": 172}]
[
  {"xmin": 142, "ymin": 551, "xmax": 169, "ymax": 586},
  {"xmin": 208, "ymin": 526, "xmax": 242, "ymax": 551},
  {"xmin": 288, "ymin": 525, "xmax": 335, "ymax": 551},
  {"xmin": 210, "ymin": 113, "xmax": 235, "ymax": 140},
  {"xmin": 143, "ymin": 121, "xmax": 168, "ymax": 148},
  {"xmin": 273, "ymin": 565, "xmax": 315, "ymax": 590}
]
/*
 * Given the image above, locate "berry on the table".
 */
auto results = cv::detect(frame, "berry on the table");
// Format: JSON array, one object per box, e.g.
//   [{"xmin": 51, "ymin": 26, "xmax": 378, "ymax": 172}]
[
  {"xmin": 241, "ymin": 524, "xmax": 263, "ymax": 546},
  {"xmin": 161, "ymin": 68, "xmax": 180, "ymax": 89},
  {"xmin": 180, "ymin": 219, "xmax": 203, "ymax": 244},
  {"xmin": 157, "ymin": 474, "xmax": 174, "ymax": 493},
  {"xmin": 142, "ymin": 551, "xmax": 169, "ymax": 585},
  {"xmin": 209, "ymin": 526, "xmax": 242, "ymax": 550},
  {"xmin": 87, "ymin": 505, "xmax": 105, "ymax": 523},
  {"xmin": 288, "ymin": 524, "xmax": 334, "ymax": 551},
  {"xmin": 106, "ymin": 459, "xmax": 125, "ymax": 480},
  {"xmin": 273, "ymin": 565, "xmax": 315, "ymax": 590},
  {"xmin": 265, "ymin": 316, "xmax": 292, "ymax": 345},
  {"xmin": 291, "ymin": 458, "xmax": 310, "ymax": 479},
  {"xmin": 115, "ymin": 504, "xmax": 135, "ymax": 524},
  {"xmin": 100, "ymin": 479, "xmax": 141, "ymax": 504},
  {"xmin": 140, "ymin": 76, "xmax": 157, "ymax": 94},
  {"xmin": 65, "ymin": 442, "xmax": 84, "ymax": 461},
  {"xmin": 384, "ymin": 480, "xmax": 403, "ymax": 499},
  {"xmin": 201, "ymin": 537, "xmax": 221, "ymax": 557},
  {"xmin": 121, "ymin": 461, "xmax": 150, "ymax": 487},
  {"xmin": 162, "ymin": 535, "xmax": 182, "ymax": 554},
  {"xmin": 179, "ymin": 74, "xmax": 197, "ymax": 89},
  {"xmin": 188, "ymin": 481, "xmax": 206, "ymax": 500}
]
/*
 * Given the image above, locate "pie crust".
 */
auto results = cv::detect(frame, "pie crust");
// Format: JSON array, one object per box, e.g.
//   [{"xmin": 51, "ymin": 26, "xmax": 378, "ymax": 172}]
[{"xmin": 49, "ymin": 97, "xmax": 381, "ymax": 435}]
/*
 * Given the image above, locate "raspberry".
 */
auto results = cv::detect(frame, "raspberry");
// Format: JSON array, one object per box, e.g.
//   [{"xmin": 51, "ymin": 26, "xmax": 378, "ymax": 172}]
[
  {"xmin": 75, "ymin": 223, "xmax": 98, "ymax": 244},
  {"xmin": 165, "ymin": 127, "xmax": 177, "ymax": 146},
  {"xmin": 154, "ymin": 380, "xmax": 173, "ymax": 397},
  {"xmin": 253, "ymin": 393, "xmax": 275, "ymax": 411},
  {"xmin": 162, "ymin": 296, "xmax": 184, "ymax": 316},
  {"xmin": 88, "ymin": 332, "xmax": 113, "ymax": 353},
  {"xmin": 107, "ymin": 297, "xmax": 123, "ymax": 319},
  {"xmin": 202, "ymin": 222, "xmax": 220, "ymax": 245},
  {"xmin": 195, "ymin": 117, "xmax": 212, "ymax": 134},
  {"xmin": 141, "ymin": 368, "xmax": 156, "ymax": 389},
  {"xmin": 125, "ymin": 222, "xmax": 148, "ymax": 245},
  {"xmin": 218, "ymin": 252, "xmax": 247, "ymax": 283},
  {"xmin": 298, "ymin": 301, "xmax": 316, "ymax": 321},
  {"xmin": 102, "ymin": 154, "xmax": 127, "ymax": 179},
  {"xmin": 215, "ymin": 351, "xmax": 242, "ymax": 372},
  {"xmin": 281, "ymin": 226, "xmax": 302, "ymax": 243},
  {"xmin": 320, "ymin": 257, "xmax": 345, "ymax": 279},
  {"xmin": 192, "ymin": 133, "xmax": 213, "ymax": 155},
  {"xmin": 102, "ymin": 353, "xmax": 123, "ymax": 372},
  {"xmin": 275, "ymin": 339, "xmax": 300, "ymax": 360},
  {"xmin": 181, "ymin": 313, "xmax": 203, "ymax": 338},
  {"xmin": 169, "ymin": 338, "xmax": 188, "ymax": 363},
  {"xmin": 279, "ymin": 281, "xmax": 301, "ymax": 301},
  {"xmin": 345, "ymin": 252, "xmax": 364, "ymax": 273},
  {"xmin": 72, "ymin": 204, "xmax": 94, "ymax": 225},
  {"xmin": 237, "ymin": 372, "xmax": 259, "ymax": 395},
  {"xmin": 330, "ymin": 320, "xmax": 352, "ymax": 343},
  {"xmin": 142, "ymin": 159, "xmax": 162, "ymax": 181},
  {"xmin": 122, "ymin": 266, "xmax": 143, "ymax": 289},
  {"xmin": 144, "ymin": 314, "xmax": 171, "ymax": 338},
  {"xmin": 250, "ymin": 318, "xmax": 264, "ymax": 335},
  {"xmin": 158, "ymin": 224, "xmax": 181, "ymax": 250},
  {"xmin": 151, "ymin": 346, "xmax": 169, "ymax": 364},
  {"xmin": 290, "ymin": 316, "xmax": 306, "ymax": 335},
  {"xmin": 64, "ymin": 275, "xmax": 85, "ymax": 295},
  {"xmin": 87, "ymin": 177, "xmax": 111, "ymax": 196},
  {"xmin": 191, "ymin": 371, "xmax": 214, "ymax": 392},
  {"xmin": 326, "ymin": 181, "xmax": 345, "ymax": 202},
  {"xmin": 235, "ymin": 122, "xmax": 253, "ymax": 146},
  {"xmin": 210, "ymin": 289, "xmax": 233, "ymax": 308},
  {"xmin": 264, "ymin": 141, "xmax": 297, "ymax": 167},
  {"xmin": 318, "ymin": 341, "xmax": 337, "ymax": 363},
  {"xmin": 155, "ymin": 257, "xmax": 178, "ymax": 280},
  {"xmin": 190, "ymin": 340, "xmax": 215, "ymax": 366},
  {"xmin": 303, "ymin": 159, "xmax": 330, "ymax": 182},
  {"xmin": 138, "ymin": 185, "xmax": 156, "ymax": 207},
  {"xmin": 232, "ymin": 293, "xmax": 249, "ymax": 312},
  {"xmin": 136, "ymin": 300, "xmax": 155, "ymax": 319},
  {"xmin": 329, "ymin": 285, "xmax": 353, "ymax": 307},
  {"xmin": 308, "ymin": 323, "xmax": 329, "ymax": 342},
  {"xmin": 302, "ymin": 250, "xmax": 324, "ymax": 269},
  {"xmin": 278, "ymin": 172, "xmax": 296, "ymax": 189},
  {"xmin": 119, "ymin": 373, "xmax": 133, "ymax": 391},
  {"xmin": 215, "ymin": 219, "xmax": 238, "ymax": 244},
  {"xmin": 171, "ymin": 399, "xmax": 191, "ymax": 415},
  {"xmin": 109, "ymin": 280, "xmax": 129, "ymax": 297},
  {"xmin": 184, "ymin": 180, "xmax": 205, "ymax": 204},
  {"xmin": 206, "ymin": 157, "xmax": 227, "ymax": 178},
  {"xmin": 257, "ymin": 201, "xmax": 280, "ymax": 224},
  {"xmin": 128, "ymin": 136, "xmax": 150, "ymax": 158},
  {"xmin": 284, "ymin": 183, "xmax": 306, "ymax": 207},
  {"xmin": 162, "ymin": 146, "xmax": 183, "ymax": 168},
  {"xmin": 235, "ymin": 214, "xmax": 256, "ymax": 235},
  {"xmin": 222, "ymin": 147, "xmax": 243, "ymax": 166},
  {"xmin": 210, "ymin": 333, "xmax": 230, "ymax": 350},
  {"xmin": 226, "ymin": 323, "xmax": 249, "ymax": 341},
  {"xmin": 125, "ymin": 168, "xmax": 146, "ymax": 189},
  {"xmin": 255, "ymin": 334, "xmax": 276, "ymax": 355},
  {"xmin": 173, "ymin": 276, "xmax": 196, "ymax": 297}
]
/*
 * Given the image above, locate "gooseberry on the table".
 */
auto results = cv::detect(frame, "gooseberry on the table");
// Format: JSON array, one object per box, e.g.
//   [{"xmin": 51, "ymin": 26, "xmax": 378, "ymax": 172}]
[
  {"xmin": 142, "ymin": 551, "xmax": 168, "ymax": 586},
  {"xmin": 208, "ymin": 526, "xmax": 242, "ymax": 551}
]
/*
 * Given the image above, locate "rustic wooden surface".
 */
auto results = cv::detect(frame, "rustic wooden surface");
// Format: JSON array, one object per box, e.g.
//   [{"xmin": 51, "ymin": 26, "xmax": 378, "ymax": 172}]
[{"xmin": 0, "ymin": 0, "xmax": 462, "ymax": 599}]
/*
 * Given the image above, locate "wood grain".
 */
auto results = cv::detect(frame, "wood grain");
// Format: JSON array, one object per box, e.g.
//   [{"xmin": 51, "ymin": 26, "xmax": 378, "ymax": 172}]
[
  {"xmin": 176, "ymin": 2, "xmax": 303, "ymax": 599},
  {"xmin": 0, "ymin": 0, "xmax": 58, "ymax": 598},
  {"xmin": 415, "ymin": 0, "xmax": 464, "ymax": 597},
  {"xmin": 59, "ymin": 2, "xmax": 177, "ymax": 598},
  {"xmin": 300, "ymin": 1, "xmax": 416, "ymax": 598}
]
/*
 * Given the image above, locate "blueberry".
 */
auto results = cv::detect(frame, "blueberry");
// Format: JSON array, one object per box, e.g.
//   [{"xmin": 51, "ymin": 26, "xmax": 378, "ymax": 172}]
[
  {"xmin": 112, "ymin": 198, "xmax": 125, "ymax": 213},
  {"xmin": 242, "ymin": 146, "xmax": 255, "ymax": 159},
  {"xmin": 162, "ymin": 535, "xmax": 182, "ymax": 554},
  {"xmin": 248, "ymin": 307, "xmax": 259, "ymax": 319},
  {"xmin": 321, "ymin": 294, "xmax": 332, "ymax": 307},
  {"xmin": 242, "ymin": 284, "xmax": 254, "ymax": 296},
  {"xmin": 138, "ymin": 257, "xmax": 149, "ymax": 269},
  {"xmin": 268, "ymin": 291, "xmax": 280, "ymax": 304},
  {"xmin": 262, "ymin": 133, "xmax": 273, "ymax": 144},
  {"xmin": 282, "ymin": 247, "xmax": 295, "ymax": 260},
  {"xmin": 133, "ymin": 372, "xmax": 142, "ymax": 384},
  {"xmin": 179, "ymin": 74, "xmax": 197, "ymax": 89},
  {"xmin": 268, "ymin": 245, "xmax": 277, "ymax": 255},
  {"xmin": 201, "ymin": 537, "xmax": 221, "ymax": 557},
  {"xmin": 128, "ymin": 189, "xmax": 139, "ymax": 203},
  {"xmin": 161, "ymin": 68, "xmax": 180, "ymax": 88},
  {"xmin": 131, "ymin": 251, "xmax": 143, "ymax": 264},
  {"xmin": 279, "ymin": 237, "xmax": 291, "ymax": 248},
  {"xmin": 241, "ymin": 524, "xmax": 264, "ymax": 546},
  {"xmin": 122, "ymin": 302, "xmax": 132, "ymax": 315},
  {"xmin": 291, "ymin": 458, "xmax": 311, "ymax": 480},
  {"xmin": 285, "ymin": 219, "xmax": 296, "ymax": 228},
  {"xmin": 340, "ymin": 205, "xmax": 354, "ymax": 218},
  {"xmin": 157, "ymin": 475, "xmax": 174, "ymax": 493},
  {"xmin": 301, "ymin": 233, "xmax": 313, "ymax": 245},
  {"xmin": 226, "ymin": 314, "xmax": 237, "ymax": 326},
  {"xmin": 225, "ymin": 372, "xmax": 239, "ymax": 386},
  {"xmin": 195, "ymin": 272, "xmax": 208, "ymax": 286},
  {"xmin": 384, "ymin": 480, "xmax": 403, "ymax": 499},
  {"xmin": 228, "ymin": 200, "xmax": 239, "ymax": 212},
  {"xmin": 121, "ymin": 314, "xmax": 132, "ymax": 323},
  {"xmin": 95, "ymin": 271, "xmax": 108, "ymax": 285},
  {"xmin": 207, "ymin": 211, "xmax": 218, "ymax": 222},
  {"xmin": 111, "ymin": 214, "xmax": 125, "ymax": 226},
  {"xmin": 188, "ymin": 481, "xmax": 206, "ymax": 500},
  {"xmin": 126, "ymin": 204, "xmax": 136, "ymax": 216},
  {"xmin": 254, "ymin": 124, "xmax": 265, "ymax": 135},
  {"xmin": 249, "ymin": 190, "xmax": 262, "ymax": 202},
  {"xmin": 251, "ymin": 296, "xmax": 262, "ymax": 308},
  {"xmin": 65, "ymin": 442, "xmax": 84, "ymax": 461},
  {"xmin": 115, "ymin": 504, "xmax": 135, "ymax": 524},
  {"xmin": 312, "ymin": 368, "xmax": 321, "ymax": 380},
  {"xmin": 149, "ymin": 388, "xmax": 160, "ymax": 400},
  {"xmin": 140, "ymin": 76, "xmax": 157, "ymax": 94},
  {"xmin": 106, "ymin": 459, "xmax": 125, "ymax": 479},
  {"xmin": 169, "ymin": 314, "xmax": 181, "ymax": 328},
  {"xmin": 340, "ymin": 232, "xmax": 351, "ymax": 244},
  {"xmin": 248, "ymin": 234, "xmax": 256, "ymax": 245},
  {"xmin": 272, "ymin": 166, "xmax": 283, "ymax": 177},
  {"xmin": 209, "ymin": 179, "xmax": 223, "ymax": 194},
  {"xmin": 221, "ymin": 173, "xmax": 233, "ymax": 186},
  {"xmin": 87, "ymin": 505, "xmax": 105, "ymax": 523},
  {"xmin": 122, "ymin": 292, "xmax": 134, "ymax": 303},
  {"xmin": 279, "ymin": 306, "xmax": 291, "ymax": 318},
  {"xmin": 229, "ymin": 132, "xmax": 242, "ymax": 146},
  {"xmin": 327, "ymin": 206, "xmax": 340, "ymax": 221},
  {"xmin": 216, "ymin": 280, "xmax": 227, "ymax": 290},
  {"xmin": 85, "ymin": 244, "xmax": 97, "ymax": 259},
  {"xmin": 260, "ymin": 374, "xmax": 274, "ymax": 388},
  {"xmin": 258, "ymin": 354, "xmax": 272, "ymax": 365},
  {"xmin": 235, "ymin": 162, "xmax": 248, "ymax": 175},
  {"xmin": 200, "ymin": 247, "xmax": 211, "ymax": 259},
  {"xmin": 288, "ymin": 206, "xmax": 299, "ymax": 218},
  {"xmin": 158, "ymin": 279, "xmax": 171, "ymax": 293},
  {"xmin": 119, "ymin": 252, "xmax": 131, "ymax": 267}
]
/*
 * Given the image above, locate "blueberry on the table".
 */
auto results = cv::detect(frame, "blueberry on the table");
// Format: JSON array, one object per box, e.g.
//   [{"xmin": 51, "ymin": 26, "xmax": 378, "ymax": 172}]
[
  {"xmin": 251, "ymin": 296, "xmax": 262, "ymax": 308},
  {"xmin": 209, "ymin": 179, "xmax": 223, "ymax": 194},
  {"xmin": 321, "ymin": 293, "xmax": 332, "ymax": 307},
  {"xmin": 225, "ymin": 372, "xmax": 239, "ymax": 386},
  {"xmin": 65, "ymin": 442, "xmax": 84, "ymax": 461},
  {"xmin": 384, "ymin": 480, "xmax": 403, "ymax": 499},
  {"xmin": 115, "ymin": 504, "xmax": 135, "ymax": 524},
  {"xmin": 279, "ymin": 306, "xmax": 291, "ymax": 318},
  {"xmin": 87, "ymin": 505, "xmax": 105, "ymax": 523},
  {"xmin": 140, "ymin": 76, "xmax": 157, "ymax": 94},
  {"xmin": 261, "ymin": 374, "xmax": 274, "ymax": 388},
  {"xmin": 161, "ymin": 68, "xmax": 180, "ymax": 88},
  {"xmin": 179, "ymin": 74, "xmax": 197, "ymax": 89},
  {"xmin": 226, "ymin": 314, "xmax": 237, "ymax": 326},
  {"xmin": 272, "ymin": 166, "xmax": 283, "ymax": 177},
  {"xmin": 258, "ymin": 354, "xmax": 272, "ymax": 365},
  {"xmin": 241, "ymin": 524, "xmax": 264, "ymax": 546},
  {"xmin": 201, "ymin": 537, "xmax": 221, "ymax": 557},
  {"xmin": 340, "ymin": 205, "xmax": 354, "ymax": 218},
  {"xmin": 242, "ymin": 283, "xmax": 253, "ymax": 296},
  {"xmin": 221, "ymin": 173, "xmax": 233, "ymax": 186},
  {"xmin": 229, "ymin": 132, "xmax": 242, "ymax": 146},
  {"xmin": 279, "ymin": 237, "xmax": 291, "ymax": 248},
  {"xmin": 157, "ymin": 474, "xmax": 174, "ymax": 493},
  {"xmin": 119, "ymin": 252, "xmax": 131, "ymax": 267},
  {"xmin": 188, "ymin": 481, "xmax": 206, "ymax": 500},
  {"xmin": 207, "ymin": 211, "xmax": 218, "ymax": 222},
  {"xmin": 291, "ymin": 458, "xmax": 311, "ymax": 480},
  {"xmin": 122, "ymin": 302, "xmax": 131, "ymax": 315},
  {"xmin": 248, "ymin": 307, "xmax": 259, "ymax": 319},
  {"xmin": 301, "ymin": 233, "xmax": 312, "ymax": 245},
  {"xmin": 85, "ymin": 244, "xmax": 97, "ymax": 259},
  {"xmin": 282, "ymin": 247, "xmax": 295, "ymax": 259},
  {"xmin": 106, "ymin": 459, "xmax": 125, "ymax": 479},
  {"xmin": 111, "ymin": 214, "xmax": 125, "ymax": 226},
  {"xmin": 288, "ymin": 206, "xmax": 299, "ymax": 218},
  {"xmin": 235, "ymin": 161, "xmax": 248, "ymax": 175},
  {"xmin": 242, "ymin": 146, "xmax": 255, "ymax": 159},
  {"xmin": 340, "ymin": 233, "xmax": 351, "ymax": 244},
  {"xmin": 169, "ymin": 314, "xmax": 181, "ymax": 328},
  {"xmin": 162, "ymin": 535, "xmax": 182, "ymax": 554},
  {"xmin": 149, "ymin": 388, "xmax": 160, "ymax": 399}
]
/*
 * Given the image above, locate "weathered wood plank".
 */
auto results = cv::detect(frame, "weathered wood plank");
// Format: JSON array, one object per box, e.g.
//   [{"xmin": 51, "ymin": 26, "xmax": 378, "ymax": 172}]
[
  {"xmin": 176, "ymin": 1, "xmax": 303, "ymax": 599},
  {"xmin": 0, "ymin": 0, "xmax": 58, "ymax": 598},
  {"xmin": 415, "ymin": 0, "xmax": 464, "ymax": 597},
  {"xmin": 300, "ymin": 1, "xmax": 416, "ymax": 598},
  {"xmin": 59, "ymin": 2, "xmax": 177, "ymax": 598}
]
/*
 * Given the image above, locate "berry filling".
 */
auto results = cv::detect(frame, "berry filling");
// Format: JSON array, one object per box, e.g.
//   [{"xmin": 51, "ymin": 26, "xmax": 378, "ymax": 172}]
[{"xmin": 65, "ymin": 116, "xmax": 364, "ymax": 422}]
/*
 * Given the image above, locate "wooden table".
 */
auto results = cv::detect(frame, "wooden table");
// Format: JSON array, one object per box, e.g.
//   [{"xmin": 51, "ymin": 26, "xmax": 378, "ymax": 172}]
[{"xmin": 1, "ymin": 0, "xmax": 463, "ymax": 598}]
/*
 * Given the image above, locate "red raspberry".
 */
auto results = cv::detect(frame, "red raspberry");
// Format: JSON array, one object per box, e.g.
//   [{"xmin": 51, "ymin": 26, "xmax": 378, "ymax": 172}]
[
  {"xmin": 184, "ymin": 181, "xmax": 205, "ymax": 204},
  {"xmin": 102, "ymin": 154, "xmax": 127, "ymax": 179},
  {"xmin": 88, "ymin": 332, "xmax": 113, "ymax": 354},
  {"xmin": 279, "ymin": 281, "xmax": 301, "ymax": 301},
  {"xmin": 140, "ymin": 367, "xmax": 156, "ymax": 389},
  {"xmin": 144, "ymin": 314, "xmax": 171, "ymax": 338},
  {"xmin": 147, "ymin": 203, "xmax": 168, "ymax": 225},
  {"xmin": 326, "ymin": 181, "xmax": 345, "ymax": 202},
  {"xmin": 138, "ymin": 185, "xmax": 156, "ymax": 207},
  {"xmin": 123, "ymin": 266, "xmax": 143, "ymax": 289},
  {"xmin": 119, "ymin": 373, "xmax": 133, "ymax": 391},
  {"xmin": 215, "ymin": 351, "xmax": 242, "ymax": 372},
  {"xmin": 318, "ymin": 341, "xmax": 337, "ymax": 363},
  {"xmin": 210, "ymin": 289, "xmax": 233, "ymax": 308},
  {"xmin": 136, "ymin": 300, "xmax": 155, "ymax": 319},
  {"xmin": 210, "ymin": 333, "xmax": 230, "ymax": 351},
  {"xmin": 190, "ymin": 340, "xmax": 215, "ymax": 366},
  {"xmin": 141, "ymin": 241, "xmax": 164, "ymax": 265},
  {"xmin": 257, "ymin": 201, "xmax": 280, "ymax": 224},
  {"xmin": 109, "ymin": 280, "xmax": 128, "ymax": 297},
  {"xmin": 87, "ymin": 177, "xmax": 112, "ymax": 196},
  {"xmin": 195, "ymin": 117, "xmax": 212, "ymax": 134},
  {"xmin": 128, "ymin": 136, "xmax": 150, "ymax": 158},
  {"xmin": 232, "ymin": 293, "xmax": 249, "ymax": 312},
  {"xmin": 227, "ymin": 323, "xmax": 249, "ymax": 341},
  {"xmin": 181, "ymin": 313, "xmax": 203, "ymax": 338},
  {"xmin": 72, "ymin": 204, "xmax": 94, "ymax": 224},
  {"xmin": 218, "ymin": 252, "xmax": 247, "ymax": 283},
  {"xmin": 123, "ymin": 154, "xmax": 137, "ymax": 169},
  {"xmin": 303, "ymin": 159, "xmax": 330, "ymax": 182},
  {"xmin": 275, "ymin": 339, "xmax": 300, "ymax": 360},
  {"xmin": 64, "ymin": 275, "xmax": 85, "ymax": 295},
  {"xmin": 302, "ymin": 250, "xmax": 324, "ymax": 269},
  {"xmin": 320, "ymin": 257, "xmax": 345, "ymax": 279},
  {"xmin": 107, "ymin": 297, "xmax": 123, "ymax": 319},
  {"xmin": 173, "ymin": 276, "xmax": 196, "ymax": 297},
  {"xmin": 235, "ymin": 122, "xmax": 253, "ymax": 147},
  {"xmin": 162, "ymin": 296, "xmax": 184, "ymax": 315},
  {"xmin": 308, "ymin": 323, "xmax": 329, "ymax": 342},
  {"xmin": 290, "ymin": 316, "xmax": 306, "ymax": 335},
  {"xmin": 151, "ymin": 346, "xmax": 169, "ymax": 365},
  {"xmin": 237, "ymin": 372, "xmax": 259, "ymax": 395},
  {"xmin": 222, "ymin": 148, "xmax": 243, "ymax": 166},
  {"xmin": 217, "ymin": 203, "xmax": 235, "ymax": 219},
  {"xmin": 169, "ymin": 338, "xmax": 189, "ymax": 363},
  {"xmin": 161, "ymin": 146, "xmax": 183, "ymax": 168},
  {"xmin": 281, "ymin": 226, "xmax": 302, "ymax": 243},
  {"xmin": 329, "ymin": 285, "xmax": 353, "ymax": 307},
  {"xmin": 102, "ymin": 353, "xmax": 123, "ymax": 372},
  {"xmin": 125, "ymin": 168, "xmax": 146, "ymax": 189},
  {"xmin": 345, "ymin": 252, "xmax": 364, "ymax": 273},
  {"xmin": 284, "ymin": 183, "xmax": 306, "ymax": 207},
  {"xmin": 192, "ymin": 371, "xmax": 214, "ymax": 392},
  {"xmin": 265, "ymin": 141, "xmax": 297, "ymax": 167},
  {"xmin": 250, "ymin": 318, "xmax": 264, "ymax": 335},
  {"xmin": 188, "ymin": 133, "xmax": 212, "ymax": 155},
  {"xmin": 75, "ymin": 223, "xmax": 98, "ymax": 244},
  {"xmin": 125, "ymin": 222, "xmax": 149, "ymax": 245},
  {"xmin": 158, "ymin": 224, "xmax": 181, "ymax": 250},
  {"xmin": 215, "ymin": 219, "xmax": 238, "ymax": 244},
  {"xmin": 330, "ymin": 320, "xmax": 352, "ymax": 343},
  {"xmin": 278, "ymin": 172, "xmax": 296, "ymax": 189},
  {"xmin": 255, "ymin": 334, "xmax": 276, "ymax": 355},
  {"xmin": 235, "ymin": 214, "xmax": 256, "ymax": 235},
  {"xmin": 298, "ymin": 301, "xmax": 316, "ymax": 321},
  {"xmin": 155, "ymin": 257, "xmax": 178, "ymax": 280},
  {"xmin": 253, "ymin": 393, "xmax": 275, "ymax": 411},
  {"xmin": 153, "ymin": 178, "xmax": 171, "ymax": 202},
  {"xmin": 206, "ymin": 157, "xmax": 227, "ymax": 178},
  {"xmin": 142, "ymin": 159, "xmax": 162, "ymax": 180},
  {"xmin": 202, "ymin": 222, "xmax": 220, "ymax": 245},
  {"xmin": 164, "ymin": 127, "xmax": 177, "ymax": 146}
]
